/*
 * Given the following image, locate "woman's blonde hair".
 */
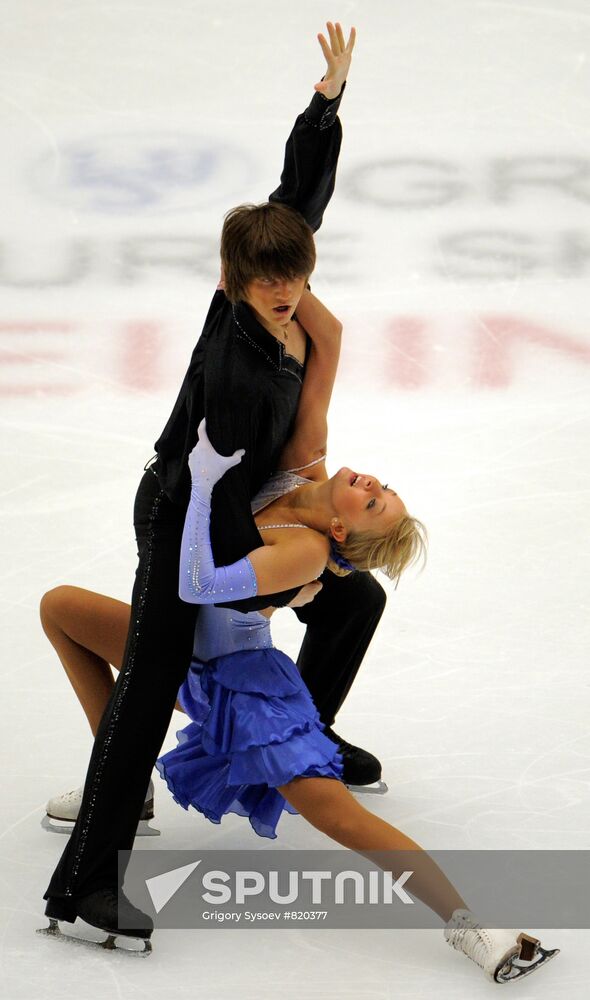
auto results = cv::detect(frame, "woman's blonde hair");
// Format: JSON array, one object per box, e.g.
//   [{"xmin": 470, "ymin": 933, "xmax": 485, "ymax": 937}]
[{"xmin": 330, "ymin": 514, "xmax": 427, "ymax": 585}]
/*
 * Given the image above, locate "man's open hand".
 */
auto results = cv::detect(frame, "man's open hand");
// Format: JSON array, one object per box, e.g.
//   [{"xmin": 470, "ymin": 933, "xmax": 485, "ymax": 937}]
[
  {"xmin": 287, "ymin": 580, "xmax": 323, "ymax": 609},
  {"xmin": 315, "ymin": 21, "xmax": 356, "ymax": 100}
]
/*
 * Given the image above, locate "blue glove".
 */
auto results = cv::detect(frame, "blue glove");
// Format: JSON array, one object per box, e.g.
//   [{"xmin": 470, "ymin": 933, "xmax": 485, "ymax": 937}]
[
  {"xmin": 187, "ymin": 418, "xmax": 245, "ymax": 500},
  {"xmin": 179, "ymin": 419, "xmax": 258, "ymax": 604}
]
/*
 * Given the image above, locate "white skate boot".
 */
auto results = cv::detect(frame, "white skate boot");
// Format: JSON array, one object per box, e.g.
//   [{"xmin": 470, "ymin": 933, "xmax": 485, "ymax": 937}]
[
  {"xmin": 42, "ymin": 778, "xmax": 159, "ymax": 837},
  {"xmin": 444, "ymin": 909, "xmax": 559, "ymax": 983}
]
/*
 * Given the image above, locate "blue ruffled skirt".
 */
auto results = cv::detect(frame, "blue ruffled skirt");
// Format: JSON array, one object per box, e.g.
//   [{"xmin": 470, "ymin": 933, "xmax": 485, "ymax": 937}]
[{"xmin": 156, "ymin": 648, "xmax": 344, "ymax": 839}]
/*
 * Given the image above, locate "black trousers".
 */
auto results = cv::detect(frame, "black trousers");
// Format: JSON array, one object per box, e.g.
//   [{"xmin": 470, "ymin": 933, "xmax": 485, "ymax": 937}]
[{"xmin": 45, "ymin": 469, "xmax": 386, "ymax": 901}]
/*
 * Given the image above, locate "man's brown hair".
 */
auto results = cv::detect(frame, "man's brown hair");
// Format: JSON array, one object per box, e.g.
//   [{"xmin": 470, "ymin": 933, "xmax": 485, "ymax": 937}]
[{"xmin": 220, "ymin": 202, "xmax": 316, "ymax": 304}]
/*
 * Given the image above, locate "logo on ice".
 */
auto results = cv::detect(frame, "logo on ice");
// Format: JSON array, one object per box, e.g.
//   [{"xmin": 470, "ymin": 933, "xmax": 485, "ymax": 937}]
[{"xmin": 146, "ymin": 860, "xmax": 414, "ymax": 912}]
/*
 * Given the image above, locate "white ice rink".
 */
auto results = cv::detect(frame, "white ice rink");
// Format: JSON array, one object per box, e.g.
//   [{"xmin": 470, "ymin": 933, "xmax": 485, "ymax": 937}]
[{"xmin": 1, "ymin": 1, "xmax": 589, "ymax": 997}]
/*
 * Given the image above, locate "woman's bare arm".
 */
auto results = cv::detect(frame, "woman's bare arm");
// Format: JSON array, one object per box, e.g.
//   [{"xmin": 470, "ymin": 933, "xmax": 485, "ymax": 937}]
[
  {"xmin": 277, "ymin": 289, "xmax": 342, "ymax": 473},
  {"xmin": 246, "ymin": 529, "xmax": 330, "ymax": 596}
]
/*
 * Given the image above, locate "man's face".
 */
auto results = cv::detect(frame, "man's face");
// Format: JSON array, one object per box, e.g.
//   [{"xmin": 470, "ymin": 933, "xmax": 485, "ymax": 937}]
[{"xmin": 243, "ymin": 275, "xmax": 307, "ymax": 331}]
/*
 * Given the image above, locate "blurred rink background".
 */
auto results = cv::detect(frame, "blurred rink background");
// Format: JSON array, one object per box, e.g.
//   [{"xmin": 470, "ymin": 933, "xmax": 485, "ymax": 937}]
[{"xmin": 1, "ymin": 1, "xmax": 589, "ymax": 997}]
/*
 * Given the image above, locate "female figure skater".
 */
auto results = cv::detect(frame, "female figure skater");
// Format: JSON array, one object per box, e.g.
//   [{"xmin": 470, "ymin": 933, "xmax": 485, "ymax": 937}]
[{"xmin": 39, "ymin": 289, "xmax": 557, "ymax": 983}]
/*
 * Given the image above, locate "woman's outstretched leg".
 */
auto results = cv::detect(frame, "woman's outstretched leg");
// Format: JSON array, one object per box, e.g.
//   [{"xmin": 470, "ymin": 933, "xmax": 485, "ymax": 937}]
[
  {"xmin": 277, "ymin": 775, "xmax": 465, "ymax": 921},
  {"xmin": 277, "ymin": 776, "xmax": 558, "ymax": 981}
]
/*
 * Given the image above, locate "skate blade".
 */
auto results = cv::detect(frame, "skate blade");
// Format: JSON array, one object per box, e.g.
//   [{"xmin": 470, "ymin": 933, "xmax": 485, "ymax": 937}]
[
  {"xmin": 41, "ymin": 814, "xmax": 161, "ymax": 837},
  {"xmin": 346, "ymin": 780, "xmax": 389, "ymax": 795},
  {"xmin": 36, "ymin": 918, "xmax": 152, "ymax": 956},
  {"xmin": 495, "ymin": 945, "xmax": 559, "ymax": 983}
]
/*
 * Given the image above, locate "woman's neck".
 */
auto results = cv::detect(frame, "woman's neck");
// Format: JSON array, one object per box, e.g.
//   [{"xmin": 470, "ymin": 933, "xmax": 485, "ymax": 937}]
[{"xmin": 276, "ymin": 481, "xmax": 331, "ymax": 533}]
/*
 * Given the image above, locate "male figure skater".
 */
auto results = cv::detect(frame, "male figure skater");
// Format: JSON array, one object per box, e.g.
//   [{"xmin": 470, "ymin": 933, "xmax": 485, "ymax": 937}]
[{"xmin": 42, "ymin": 23, "xmax": 386, "ymax": 942}]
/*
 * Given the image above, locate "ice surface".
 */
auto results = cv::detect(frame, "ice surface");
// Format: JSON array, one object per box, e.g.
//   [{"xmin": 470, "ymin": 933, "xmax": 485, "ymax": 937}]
[{"xmin": 1, "ymin": 1, "xmax": 588, "ymax": 997}]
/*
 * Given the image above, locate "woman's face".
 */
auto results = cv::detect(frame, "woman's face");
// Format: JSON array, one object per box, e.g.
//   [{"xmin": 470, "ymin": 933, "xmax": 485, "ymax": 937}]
[
  {"xmin": 243, "ymin": 275, "xmax": 307, "ymax": 331},
  {"xmin": 329, "ymin": 467, "xmax": 406, "ymax": 539}
]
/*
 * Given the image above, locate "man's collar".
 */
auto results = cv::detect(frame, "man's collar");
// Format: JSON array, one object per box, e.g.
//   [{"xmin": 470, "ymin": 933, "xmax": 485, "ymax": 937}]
[{"xmin": 232, "ymin": 301, "xmax": 284, "ymax": 370}]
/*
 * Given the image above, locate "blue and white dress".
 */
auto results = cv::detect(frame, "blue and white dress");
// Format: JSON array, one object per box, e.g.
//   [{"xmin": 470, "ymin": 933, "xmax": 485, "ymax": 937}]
[{"xmin": 156, "ymin": 464, "xmax": 343, "ymax": 839}]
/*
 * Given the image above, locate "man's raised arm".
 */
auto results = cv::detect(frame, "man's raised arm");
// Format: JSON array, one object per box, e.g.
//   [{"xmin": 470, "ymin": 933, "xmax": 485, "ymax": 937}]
[{"xmin": 269, "ymin": 22, "xmax": 356, "ymax": 233}]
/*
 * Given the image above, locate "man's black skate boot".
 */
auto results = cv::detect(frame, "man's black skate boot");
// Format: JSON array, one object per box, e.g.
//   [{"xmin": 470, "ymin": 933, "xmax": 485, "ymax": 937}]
[
  {"xmin": 324, "ymin": 726, "xmax": 386, "ymax": 791},
  {"xmin": 46, "ymin": 887, "xmax": 153, "ymax": 939}
]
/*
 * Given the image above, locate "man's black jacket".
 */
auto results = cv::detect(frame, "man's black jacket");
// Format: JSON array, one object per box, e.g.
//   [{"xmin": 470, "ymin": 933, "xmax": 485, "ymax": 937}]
[{"xmin": 154, "ymin": 87, "xmax": 345, "ymax": 610}]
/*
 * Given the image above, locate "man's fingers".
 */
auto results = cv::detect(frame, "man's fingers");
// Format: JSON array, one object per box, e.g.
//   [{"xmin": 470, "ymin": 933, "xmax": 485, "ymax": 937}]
[
  {"xmin": 306, "ymin": 581, "xmax": 323, "ymax": 603},
  {"xmin": 317, "ymin": 32, "xmax": 332, "ymax": 63},
  {"xmin": 317, "ymin": 22, "xmax": 355, "ymax": 91},
  {"xmin": 326, "ymin": 21, "xmax": 339, "ymax": 55},
  {"xmin": 287, "ymin": 579, "xmax": 323, "ymax": 608},
  {"xmin": 335, "ymin": 22, "xmax": 346, "ymax": 52}
]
